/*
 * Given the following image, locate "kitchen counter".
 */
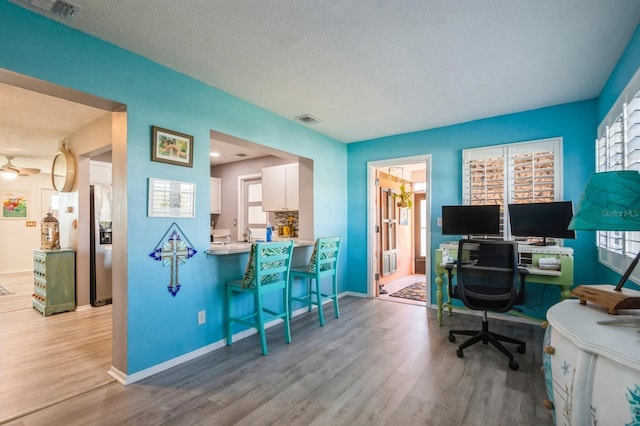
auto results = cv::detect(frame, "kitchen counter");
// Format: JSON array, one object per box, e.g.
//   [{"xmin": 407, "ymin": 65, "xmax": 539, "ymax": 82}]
[{"xmin": 205, "ymin": 239, "xmax": 315, "ymax": 255}]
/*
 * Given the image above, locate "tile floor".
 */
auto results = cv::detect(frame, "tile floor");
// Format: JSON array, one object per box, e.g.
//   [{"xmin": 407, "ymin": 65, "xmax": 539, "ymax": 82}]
[{"xmin": 377, "ymin": 273, "xmax": 428, "ymax": 307}]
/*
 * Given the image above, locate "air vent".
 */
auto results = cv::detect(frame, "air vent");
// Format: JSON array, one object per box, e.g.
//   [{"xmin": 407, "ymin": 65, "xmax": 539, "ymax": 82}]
[
  {"xmin": 11, "ymin": 0, "xmax": 80, "ymax": 19},
  {"xmin": 295, "ymin": 114, "xmax": 320, "ymax": 125}
]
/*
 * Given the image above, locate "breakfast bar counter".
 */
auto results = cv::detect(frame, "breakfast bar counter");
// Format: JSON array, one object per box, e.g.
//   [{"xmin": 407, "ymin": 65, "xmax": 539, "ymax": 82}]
[{"xmin": 205, "ymin": 239, "xmax": 315, "ymax": 256}]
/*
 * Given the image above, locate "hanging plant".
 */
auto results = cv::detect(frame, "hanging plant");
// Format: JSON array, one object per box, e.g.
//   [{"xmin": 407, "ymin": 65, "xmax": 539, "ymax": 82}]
[{"xmin": 395, "ymin": 182, "xmax": 414, "ymax": 209}]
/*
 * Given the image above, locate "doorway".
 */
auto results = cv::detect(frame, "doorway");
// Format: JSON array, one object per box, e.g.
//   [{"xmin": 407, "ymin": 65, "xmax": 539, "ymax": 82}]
[
  {"xmin": 367, "ymin": 155, "xmax": 431, "ymax": 307},
  {"xmin": 0, "ymin": 71, "xmax": 125, "ymax": 421}
]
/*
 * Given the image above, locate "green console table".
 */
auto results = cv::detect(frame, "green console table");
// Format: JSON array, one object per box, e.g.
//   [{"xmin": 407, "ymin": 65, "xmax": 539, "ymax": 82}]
[{"xmin": 32, "ymin": 249, "xmax": 76, "ymax": 316}]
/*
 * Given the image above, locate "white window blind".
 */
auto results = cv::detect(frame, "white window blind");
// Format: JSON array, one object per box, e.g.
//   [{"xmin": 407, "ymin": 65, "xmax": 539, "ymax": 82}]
[
  {"xmin": 596, "ymin": 67, "xmax": 640, "ymax": 284},
  {"xmin": 463, "ymin": 137, "xmax": 562, "ymax": 240}
]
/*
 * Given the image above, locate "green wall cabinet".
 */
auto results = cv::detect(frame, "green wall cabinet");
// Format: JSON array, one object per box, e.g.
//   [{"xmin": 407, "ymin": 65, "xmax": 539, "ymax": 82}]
[{"xmin": 32, "ymin": 249, "xmax": 76, "ymax": 316}]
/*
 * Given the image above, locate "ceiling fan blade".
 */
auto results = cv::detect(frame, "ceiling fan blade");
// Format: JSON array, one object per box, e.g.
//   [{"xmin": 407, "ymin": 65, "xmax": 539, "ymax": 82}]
[
  {"xmin": 16, "ymin": 166, "xmax": 41, "ymax": 175},
  {"xmin": 0, "ymin": 157, "xmax": 41, "ymax": 177}
]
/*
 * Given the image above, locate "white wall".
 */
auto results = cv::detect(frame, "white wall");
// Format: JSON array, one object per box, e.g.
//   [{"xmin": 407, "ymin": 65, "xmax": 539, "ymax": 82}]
[{"xmin": 0, "ymin": 173, "xmax": 55, "ymax": 273}]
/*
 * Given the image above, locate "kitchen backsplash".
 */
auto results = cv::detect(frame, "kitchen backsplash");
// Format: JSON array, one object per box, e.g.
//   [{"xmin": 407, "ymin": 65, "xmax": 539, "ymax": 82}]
[{"xmin": 274, "ymin": 211, "xmax": 299, "ymax": 237}]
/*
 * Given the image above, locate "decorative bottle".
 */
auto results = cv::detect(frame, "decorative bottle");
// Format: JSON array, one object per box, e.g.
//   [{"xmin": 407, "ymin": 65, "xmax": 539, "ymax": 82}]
[{"xmin": 266, "ymin": 223, "xmax": 272, "ymax": 242}]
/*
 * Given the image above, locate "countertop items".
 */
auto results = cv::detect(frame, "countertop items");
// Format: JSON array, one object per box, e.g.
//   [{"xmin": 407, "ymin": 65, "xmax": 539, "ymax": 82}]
[{"xmin": 206, "ymin": 239, "xmax": 314, "ymax": 255}]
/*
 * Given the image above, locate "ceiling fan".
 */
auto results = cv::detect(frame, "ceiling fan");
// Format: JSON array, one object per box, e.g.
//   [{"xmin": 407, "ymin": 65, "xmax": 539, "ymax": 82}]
[{"xmin": 0, "ymin": 156, "xmax": 41, "ymax": 180}]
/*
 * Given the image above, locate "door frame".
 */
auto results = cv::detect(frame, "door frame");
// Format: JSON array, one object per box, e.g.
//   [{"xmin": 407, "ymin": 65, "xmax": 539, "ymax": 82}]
[{"xmin": 366, "ymin": 155, "xmax": 432, "ymax": 303}]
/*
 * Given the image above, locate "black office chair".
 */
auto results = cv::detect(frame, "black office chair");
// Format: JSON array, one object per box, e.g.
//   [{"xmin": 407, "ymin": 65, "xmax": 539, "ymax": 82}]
[{"xmin": 445, "ymin": 239, "xmax": 528, "ymax": 370}]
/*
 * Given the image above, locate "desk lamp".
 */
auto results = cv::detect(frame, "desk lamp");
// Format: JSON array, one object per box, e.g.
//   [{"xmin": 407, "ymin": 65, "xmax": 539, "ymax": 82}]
[{"xmin": 568, "ymin": 170, "xmax": 640, "ymax": 314}]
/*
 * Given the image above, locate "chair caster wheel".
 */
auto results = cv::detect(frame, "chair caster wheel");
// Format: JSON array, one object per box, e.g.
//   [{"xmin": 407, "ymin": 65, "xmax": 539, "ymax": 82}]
[
  {"xmin": 456, "ymin": 349, "xmax": 463, "ymax": 358},
  {"xmin": 509, "ymin": 361, "xmax": 519, "ymax": 370},
  {"xmin": 517, "ymin": 345, "xmax": 526, "ymax": 354},
  {"xmin": 448, "ymin": 334, "xmax": 456, "ymax": 343}
]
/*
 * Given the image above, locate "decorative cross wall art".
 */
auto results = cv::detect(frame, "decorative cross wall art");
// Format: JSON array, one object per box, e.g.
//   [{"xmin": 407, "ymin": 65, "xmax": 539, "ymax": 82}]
[{"xmin": 148, "ymin": 223, "xmax": 197, "ymax": 296}]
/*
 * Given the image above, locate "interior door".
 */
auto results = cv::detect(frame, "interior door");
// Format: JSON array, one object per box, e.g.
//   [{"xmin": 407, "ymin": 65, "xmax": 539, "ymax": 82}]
[
  {"xmin": 243, "ymin": 177, "xmax": 267, "ymax": 240},
  {"xmin": 380, "ymin": 187, "xmax": 397, "ymax": 276},
  {"xmin": 413, "ymin": 192, "xmax": 426, "ymax": 274}
]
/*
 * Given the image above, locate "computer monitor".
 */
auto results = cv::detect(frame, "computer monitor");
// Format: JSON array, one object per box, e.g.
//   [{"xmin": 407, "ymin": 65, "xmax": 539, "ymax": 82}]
[
  {"xmin": 441, "ymin": 204, "xmax": 500, "ymax": 236},
  {"xmin": 507, "ymin": 201, "xmax": 576, "ymax": 245}
]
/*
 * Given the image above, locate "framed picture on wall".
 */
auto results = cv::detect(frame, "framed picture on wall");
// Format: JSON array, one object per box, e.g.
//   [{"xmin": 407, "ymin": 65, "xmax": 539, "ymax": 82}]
[
  {"xmin": 151, "ymin": 126, "xmax": 194, "ymax": 168},
  {"xmin": 399, "ymin": 207, "xmax": 409, "ymax": 225},
  {"xmin": 1, "ymin": 191, "xmax": 28, "ymax": 219}
]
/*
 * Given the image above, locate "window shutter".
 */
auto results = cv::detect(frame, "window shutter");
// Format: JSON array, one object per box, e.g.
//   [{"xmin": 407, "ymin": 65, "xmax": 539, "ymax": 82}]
[
  {"xmin": 462, "ymin": 138, "xmax": 562, "ymax": 240},
  {"xmin": 510, "ymin": 150, "xmax": 555, "ymax": 204},
  {"xmin": 465, "ymin": 156, "xmax": 504, "ymax": 206},
  {"xmin": 596, "ymin": 73, "xmax": 640, "ymax": 285}
]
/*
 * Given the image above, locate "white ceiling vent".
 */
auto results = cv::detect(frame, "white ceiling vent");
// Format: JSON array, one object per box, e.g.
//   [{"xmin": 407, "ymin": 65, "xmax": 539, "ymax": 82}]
[
  {"xmin": 295, "ymin": 114, "xmax": 320, "ymax": 125},
  {"xmin": 11, "ymin": 0, "xmax": 80, "ymax": 19}
]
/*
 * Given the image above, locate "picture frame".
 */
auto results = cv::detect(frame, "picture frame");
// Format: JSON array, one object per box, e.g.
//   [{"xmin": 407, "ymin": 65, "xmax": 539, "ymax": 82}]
[
  {"xmin": 151, "ymin": 126, "xmax": 194, "ymax": 168},
  {"xmin": 148, "ymin": 178, "xmax": 196, "ymax": 218},
  {"xmin": 399, "ymin": 207, "xmax": 409, "ymax": 226},
  {"xmin": 1, "ymin": 191, "xmax": 29, "ymax": 219}
]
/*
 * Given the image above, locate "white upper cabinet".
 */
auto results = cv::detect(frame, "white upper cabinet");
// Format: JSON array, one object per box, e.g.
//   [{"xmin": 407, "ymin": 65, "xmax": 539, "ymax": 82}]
[
  {"xmin": 261, "ymin": 163, "xmax": 299, "ymax": 211},
  {"xmin": 210, "ymin": 177, "xmax": 221, "ymax": 214}
]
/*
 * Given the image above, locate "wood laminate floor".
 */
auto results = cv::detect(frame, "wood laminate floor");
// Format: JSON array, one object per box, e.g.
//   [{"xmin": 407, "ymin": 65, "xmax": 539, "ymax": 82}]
[
  {"xmin": 0, "ymin": 273, "xmax": 114, "ymax": 424},
  {"xmin": 3, "ymin": 293, "xmax": 552, "ymax": 426}
]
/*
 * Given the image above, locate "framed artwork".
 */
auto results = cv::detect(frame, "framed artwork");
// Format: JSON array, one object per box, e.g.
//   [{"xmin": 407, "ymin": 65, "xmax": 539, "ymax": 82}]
[
  {"xmin": 399, "ymin": 207, "xmax": 409, "ymax": 225},
  {"xmin": 148, "ymin": 178, "xmax": 196, "ymax": 218},
  {"xmin": 2, "ymin": 191, "xmax": 28, "ymax": 219},
  {"xmin": 151, "ymin": 126, "xmax": 194, "ymax": 168}
]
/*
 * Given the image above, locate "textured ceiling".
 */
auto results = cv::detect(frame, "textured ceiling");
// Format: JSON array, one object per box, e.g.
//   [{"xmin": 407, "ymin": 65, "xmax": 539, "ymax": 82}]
[
  {"xmin": 17, "ymin": 0, "xmax": 638, "ymax": 143},
  {"xmin": 0, "ymin": 81, "xmax": 109, "ymax": 172},
  {"xmin": 3, "ymin": 0, "xmax": 640, "ymax": 171}
]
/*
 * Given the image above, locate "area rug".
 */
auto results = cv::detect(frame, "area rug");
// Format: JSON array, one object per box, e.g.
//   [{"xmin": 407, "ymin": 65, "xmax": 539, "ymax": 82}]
[
  {"xmin": 0, "ymin": 285, "xmax": 13, "ymax": 296},
  {"xmin": 389, "ymin": 282, "xmax": 426, "ymax": 302}
]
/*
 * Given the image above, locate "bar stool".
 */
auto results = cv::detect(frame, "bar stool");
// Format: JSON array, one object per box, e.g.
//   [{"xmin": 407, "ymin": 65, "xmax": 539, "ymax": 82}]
[
  {"xmin": 226, "ymin": 240, "xmax": 294, "ymax": 355},
  {"xmin": 288, "ymin": 236, "xmax": 341, "ymax": 326}
]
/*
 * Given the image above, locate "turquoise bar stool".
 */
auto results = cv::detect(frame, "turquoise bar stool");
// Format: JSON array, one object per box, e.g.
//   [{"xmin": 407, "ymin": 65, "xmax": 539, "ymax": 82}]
[
  {"xmin": 226, "ymin": 240, "xmax": 294, "ymax": 355},
  {"xmin": 288, "ymin": 236, "xmax": 341, "ymax": 326}
]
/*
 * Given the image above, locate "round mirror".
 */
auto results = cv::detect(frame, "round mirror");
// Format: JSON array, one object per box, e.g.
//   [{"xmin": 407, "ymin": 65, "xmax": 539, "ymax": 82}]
[{"xmin": 51, "ymin": 150, "xmax": 76, "ymax": 192}]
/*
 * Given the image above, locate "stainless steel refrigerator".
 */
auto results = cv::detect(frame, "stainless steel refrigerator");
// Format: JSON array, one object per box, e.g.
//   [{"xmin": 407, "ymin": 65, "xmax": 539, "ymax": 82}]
[{"xmin": 90, "ymin": 184, "xmax": 112, "ymax": 306}]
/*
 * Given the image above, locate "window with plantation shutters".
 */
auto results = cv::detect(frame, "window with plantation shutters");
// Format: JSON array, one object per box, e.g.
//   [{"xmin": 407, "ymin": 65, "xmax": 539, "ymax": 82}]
[
  {"xmin": 596, "ymin": 67, "xmax": 640, "ymax": 284},
  {"xmin": 463, "ymin": 137, "xmax": 563, "ymax": 240}
]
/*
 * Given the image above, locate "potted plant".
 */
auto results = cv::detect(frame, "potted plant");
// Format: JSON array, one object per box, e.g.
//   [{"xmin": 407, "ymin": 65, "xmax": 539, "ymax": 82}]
[{"xmin": 395, "ymin": 182, "xmax": 414, "ymax": 208}]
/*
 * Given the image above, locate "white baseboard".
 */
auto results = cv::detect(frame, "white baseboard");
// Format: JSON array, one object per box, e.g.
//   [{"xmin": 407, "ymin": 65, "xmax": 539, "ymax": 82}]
[{"xmin": 429, "ymin": 303, "xmax": 541, "ymax": 326}]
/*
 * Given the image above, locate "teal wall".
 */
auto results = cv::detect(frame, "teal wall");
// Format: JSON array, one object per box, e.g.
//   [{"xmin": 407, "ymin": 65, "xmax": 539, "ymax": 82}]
[
  {"xmin": 2, "ymin": 0, "xmax": 638, "ymax": 375},
  {"xmin": 347, "ymin": 101, "xmax": 597, "ymax": 319},
  {"xmin": 0, "ymin": 2, "xmax": 348, "ymax": 374}
]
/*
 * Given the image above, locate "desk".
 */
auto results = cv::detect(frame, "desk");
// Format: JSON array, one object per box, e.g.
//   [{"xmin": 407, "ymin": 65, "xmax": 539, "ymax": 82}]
[{"xmin": 434, "ymin": 242, "xmax": 574, "ymax": 325}]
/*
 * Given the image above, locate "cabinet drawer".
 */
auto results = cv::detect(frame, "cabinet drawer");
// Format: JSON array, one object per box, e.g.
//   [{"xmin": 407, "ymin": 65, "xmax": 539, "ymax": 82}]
[
  {"xmin": 590, "ymin": 356, "xmax": 640, "ymax": 425},
  {"xmin": 34, "ymin": 286, "xmax": 46, "ymax": 298},
  {"xmin": 544, "ymin": 326, "xmax": 596, "ymax": 426},
  {"xmin": 34, "ymin": 265, "xmax": 46, "ymax": 277}
]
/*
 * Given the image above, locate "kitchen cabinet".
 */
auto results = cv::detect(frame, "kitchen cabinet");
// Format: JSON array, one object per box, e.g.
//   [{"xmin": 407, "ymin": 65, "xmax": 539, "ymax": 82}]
[
  {"xmin": 262, "ymin": 163, "xmax": 299, "ymax": 211},
  {"xmin": 210, "ymin": 177, "xmax": 221, "ymax": 214},
  {"xmin": 32, "ymin": 249, "xmax": 76, "ymax": 316},
  {"xmin": 542, "ymin": 299, "xmax": 640, "ymax": 425}
]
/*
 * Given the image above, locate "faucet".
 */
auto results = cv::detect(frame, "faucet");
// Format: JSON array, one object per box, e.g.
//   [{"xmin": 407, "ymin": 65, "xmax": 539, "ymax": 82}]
[{"xmin": 245, "ymin": 227, "xmax": 252, "ymax": 242}]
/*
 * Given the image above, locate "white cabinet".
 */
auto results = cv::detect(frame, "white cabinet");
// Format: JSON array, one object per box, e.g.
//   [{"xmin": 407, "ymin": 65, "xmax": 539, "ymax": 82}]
[
  {"xmin": 210, "ymin": 177, "xmax": 221, "ymax": 214},
  {"xmin": 261, "ymin": 163, "xmax": 299, "ymax": 211},
  {"xmin": 542, "ymin": 300, "xmax": 640, "ymax": 425}
]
